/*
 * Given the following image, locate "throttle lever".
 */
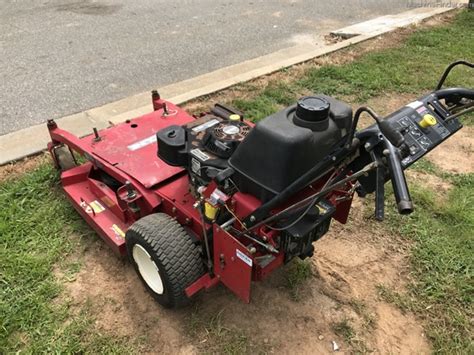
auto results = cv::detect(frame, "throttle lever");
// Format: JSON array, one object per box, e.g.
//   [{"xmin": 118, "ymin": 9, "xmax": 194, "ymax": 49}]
[
  {"xmin": 378, "ymin": 120, "xmax": 405, "ymax": 148},
  {"xmin": 370, "ymin": 151, "xmax": 386, "ymax": 221},
  {"xmin": 384, "ymin": 141, "xmax": 414, "ymax": 215}
]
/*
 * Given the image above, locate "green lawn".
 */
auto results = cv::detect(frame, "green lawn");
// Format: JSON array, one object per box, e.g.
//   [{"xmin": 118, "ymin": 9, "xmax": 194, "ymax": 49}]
[
  {"xmin": 381, "ymin": 168, "xmax": 473, "ymax": 353},
  {"xmin": 0, "ymin": 164, "xmax": 136, "ymax": 352},
  {"xmin": 1, "ymin": 9, "xmax": 473, "ymax": 354},
  {"xmin": 229, "ymin": 10, "xmax": 474, "ymax": 123}
]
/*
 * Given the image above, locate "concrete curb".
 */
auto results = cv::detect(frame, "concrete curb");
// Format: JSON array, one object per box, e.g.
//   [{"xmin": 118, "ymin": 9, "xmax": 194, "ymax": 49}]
[{"xmin": 0, "ymin": 6, "xmax": 458, "ymax": 165}]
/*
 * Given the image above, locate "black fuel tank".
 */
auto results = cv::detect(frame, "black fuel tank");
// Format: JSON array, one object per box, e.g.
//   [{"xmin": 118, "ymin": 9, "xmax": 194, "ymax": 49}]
[{"xmin": 228, "ymin": 95, "xmax": 352, "ymax": 201}]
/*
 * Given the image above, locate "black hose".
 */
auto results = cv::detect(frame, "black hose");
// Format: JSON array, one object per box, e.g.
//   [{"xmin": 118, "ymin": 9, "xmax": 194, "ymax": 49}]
[{"xmin": 345, "ymin": 107, "xmax": 381, "ymax": 149}]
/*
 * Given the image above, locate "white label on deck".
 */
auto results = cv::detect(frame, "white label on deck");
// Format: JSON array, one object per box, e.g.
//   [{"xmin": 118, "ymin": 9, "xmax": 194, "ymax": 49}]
[
  {"xmin": 236, "ymin": 249, "xmax": 253, "ymax": 267},
  {"xmin": 406, "ymin": 101, "xmax": 423, "ymax": 110},
  {"xmin": 128, "ymin": 135, "xmax": 157, "ymax": 151}
]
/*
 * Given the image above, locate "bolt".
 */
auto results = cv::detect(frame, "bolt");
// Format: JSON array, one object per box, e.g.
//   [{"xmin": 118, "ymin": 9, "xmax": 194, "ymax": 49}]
[
  {"xmin": 125, "ymin": 181, "xmax": 136, "ymax": 199},
  {"xmin": 364, "ymin": 142, "xmax": 371, "ymax": 150},
  {"xmin": 93, "ymin": 127, "xmax": 101, "ymax": 142},
  {"xmin": 47, "ymin": 119, "xmax": 57, "ymax": 129},
  {"xmin": 172, "ymin": 207, "xmax": 177, "ymax": 213},
  {"xmin": 185, "ymin": 218, "xmax": 191, "ymax": 225},
  {"xmin": 151, "ymin": 90, "xmax": 160, "ymax": 99},
  {"xmin": 249, "ymin": 215, "xmax": 256, "ymax": 222}
]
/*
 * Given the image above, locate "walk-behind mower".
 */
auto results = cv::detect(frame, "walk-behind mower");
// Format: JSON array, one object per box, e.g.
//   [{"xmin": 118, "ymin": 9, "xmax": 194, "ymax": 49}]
[{"xmin": 47, "ymin": 61, "xmax": 474, "ymax": 308}]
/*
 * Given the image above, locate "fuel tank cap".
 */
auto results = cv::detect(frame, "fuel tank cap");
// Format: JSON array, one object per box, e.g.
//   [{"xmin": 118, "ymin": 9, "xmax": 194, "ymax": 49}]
[{"xmin": 296, "ymin": 96, "xmax": 330, "ymax": 122}]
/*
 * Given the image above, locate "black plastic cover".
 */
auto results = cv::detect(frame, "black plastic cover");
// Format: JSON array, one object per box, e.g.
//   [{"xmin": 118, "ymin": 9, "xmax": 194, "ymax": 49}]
[
  {"xmin": 157, "ymin": 125, "xmax": 187, "ymax": 166},
  {"xmin": 229, "ymin": 95, "xmax": 352, "ymax": 201}
]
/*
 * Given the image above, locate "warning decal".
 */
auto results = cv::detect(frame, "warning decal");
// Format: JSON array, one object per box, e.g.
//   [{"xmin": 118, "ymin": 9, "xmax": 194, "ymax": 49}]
[
  {"xmin": 90, "ymin": 200, "xmax": 105, "ymax": 213},
  {"xmin": 111, "ymin": 224, "xmax": 126, "ymax": 239}
]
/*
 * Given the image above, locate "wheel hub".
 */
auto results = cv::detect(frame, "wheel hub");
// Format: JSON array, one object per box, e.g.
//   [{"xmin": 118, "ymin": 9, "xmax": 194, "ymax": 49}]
[{"xmin": 132, "ymin": 244, "xmax": 164, "ymax": 295}]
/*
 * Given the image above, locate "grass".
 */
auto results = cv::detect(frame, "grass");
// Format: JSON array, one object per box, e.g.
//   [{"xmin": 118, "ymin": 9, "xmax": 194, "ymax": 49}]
[
  {"xmin": 285, "ymin": 259, "xmax": 312, "ymax": 301},
  {"xmin": 382, "ymin": 172, "xmax": 474, "ymax": 353},
  {"xmin": 229, "ymin": 10, "xmax": 474, "ymax": 121},
  {"xmin": 1, "ymin": 9, "xmax": 473, "ymax": 354},
  {"xmin": 332, "ymin": 318, "xmax": 355, "ymax": 342},
  {"xmin": 186, "ymin": 308, "xmax": 260, "ymax": 354},
  {"xmin": 332, "ymin": 318, "xmax": 368, "ymax": 353},
  {"xmin": 0, "ymin": 165, "xmax": 136, "ymax": 353}
]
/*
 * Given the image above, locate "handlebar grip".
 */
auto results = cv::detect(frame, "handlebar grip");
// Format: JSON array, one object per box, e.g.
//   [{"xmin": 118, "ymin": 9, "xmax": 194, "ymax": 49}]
[
  {"xmin": 432, "ymin": 88, "xmax": 474, "ymax": 101},
  {"xmin": 385, "ymin": 141, "xmax": 414, "ymax": 215}
]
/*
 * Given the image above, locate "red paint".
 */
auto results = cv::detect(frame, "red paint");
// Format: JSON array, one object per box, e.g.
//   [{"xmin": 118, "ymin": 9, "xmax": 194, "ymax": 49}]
[{"xmin": 213, "ymin": 226, "xmax": 253, "ymax": 303}]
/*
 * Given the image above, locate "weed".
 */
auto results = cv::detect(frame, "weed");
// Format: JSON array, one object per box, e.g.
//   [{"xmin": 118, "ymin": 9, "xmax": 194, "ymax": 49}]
[
  {"xmin": 333, "ymin": 319, "xmax": 355, "ymax": 342},
  {"xmin": 186, "ymin": 308, "xmax": 260, "ymax": 355},
  {"xmin": 349, "ymin": 299, "xmax": 375, "ymax": 330},
  {"xmin": 332, "ymin": 318, "xmax": 369, "ymax": 353},
  {"xmin": 285, "ymin": 258, "xmax": 312, "ymax": 300}
]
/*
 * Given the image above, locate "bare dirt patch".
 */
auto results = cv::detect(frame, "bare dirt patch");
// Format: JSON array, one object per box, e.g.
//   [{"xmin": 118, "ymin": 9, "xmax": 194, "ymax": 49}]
[
  {"xmin": 0, "ymin": 152, "xmax": 49, "ymax": 182},
  {"xmin": 59, "ymin": 199, "xmax": 430, "ymax": 354},
  {"xmin": 425, "ymin": 126, "xmax": 474, "ymax": 174}
]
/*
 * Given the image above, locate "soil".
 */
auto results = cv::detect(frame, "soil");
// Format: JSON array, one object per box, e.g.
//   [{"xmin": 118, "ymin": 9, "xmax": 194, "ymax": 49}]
[
  {"xmin": 0, "ymin": 152, "xmax": 49, "ymax": 182},
  {"xmin": 425, "ymin": 126, "xmax": 474, "ymax": 174},
  {"xmin": 59, "ymin": 198, "xmax": 431, "ymax": 354}
]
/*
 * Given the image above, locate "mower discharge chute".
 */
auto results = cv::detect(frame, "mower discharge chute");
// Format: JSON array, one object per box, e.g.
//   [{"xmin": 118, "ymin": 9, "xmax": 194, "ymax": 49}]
[{"xmin": 47, "ymin": 61, "xmax": 474, "ymax": 308}]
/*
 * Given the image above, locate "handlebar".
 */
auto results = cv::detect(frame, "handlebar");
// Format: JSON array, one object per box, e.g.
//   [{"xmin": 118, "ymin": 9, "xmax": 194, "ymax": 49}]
[
  {"xmin": 353, "ymin": 59, "xmax": 474, "ymax": 219},
  {"xmin": 384, "ymin": 141, "xmax": 413, "ymax": 215}
]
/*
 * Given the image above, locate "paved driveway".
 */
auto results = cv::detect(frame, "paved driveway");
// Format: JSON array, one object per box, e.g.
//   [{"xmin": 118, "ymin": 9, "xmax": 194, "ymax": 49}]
[{"xmin": 0, "ymin": 0, "xmax": 411, "ymax": 135}]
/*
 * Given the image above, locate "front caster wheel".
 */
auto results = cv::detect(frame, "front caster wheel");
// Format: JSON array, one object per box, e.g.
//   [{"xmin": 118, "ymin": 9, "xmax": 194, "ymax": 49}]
[{"xmin": 125, "ymin": 213, "xmax": 205, "ymax": 308}]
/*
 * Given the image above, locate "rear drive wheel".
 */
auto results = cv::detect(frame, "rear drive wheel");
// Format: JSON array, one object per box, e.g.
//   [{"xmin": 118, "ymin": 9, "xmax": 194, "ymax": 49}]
[{"xmin": 125, "ymin": 213, "xmax": 205, "ymax": 308}]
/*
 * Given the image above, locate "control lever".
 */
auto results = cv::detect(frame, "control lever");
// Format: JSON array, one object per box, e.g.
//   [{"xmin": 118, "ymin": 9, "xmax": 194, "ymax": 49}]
[
  {"xmin": 378, "ymin": 120, "xmax": 405, "ymax": 148},
  {"xmin": 370, "ymin": 151, "xmax": 386, "ymax": 221},
  {"xmin": 384, "ymin": 141, "xmax": 414, "ymax": 215}
]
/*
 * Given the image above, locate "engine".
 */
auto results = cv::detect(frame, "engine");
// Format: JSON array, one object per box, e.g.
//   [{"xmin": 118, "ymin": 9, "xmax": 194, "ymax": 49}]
[
  {"xmin": 157, "ymin": 113, "xmax": 251, "ymax": 188},
  {"xmin": 156, "ymin": 95, "xmax": 353, "ymax": 260},
  {"xmin": 157, "ymin": 95, "xmax": 352, "ymax": 199}
]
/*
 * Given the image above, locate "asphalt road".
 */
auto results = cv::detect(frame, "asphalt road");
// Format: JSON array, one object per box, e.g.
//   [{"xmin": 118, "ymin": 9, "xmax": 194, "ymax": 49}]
[{"xmin": 1, "ymin": 0, "xmax": 412, "ymax": 135}]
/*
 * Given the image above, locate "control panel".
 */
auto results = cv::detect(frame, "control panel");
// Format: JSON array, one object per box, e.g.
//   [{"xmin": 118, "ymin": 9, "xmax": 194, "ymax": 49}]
[{"xmin": 384, "ymin": 101, "xmax": 462, "ymax": 168}]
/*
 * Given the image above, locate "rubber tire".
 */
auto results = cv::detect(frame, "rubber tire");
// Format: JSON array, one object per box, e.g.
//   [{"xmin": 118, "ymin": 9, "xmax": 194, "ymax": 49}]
[
  {"xmin": 55, "ymin": 146, "xmax": 76, "ymax": 170},
  {"xmin": 125, "ymin": 213, "xmax": 205, "ymax": 308}
]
